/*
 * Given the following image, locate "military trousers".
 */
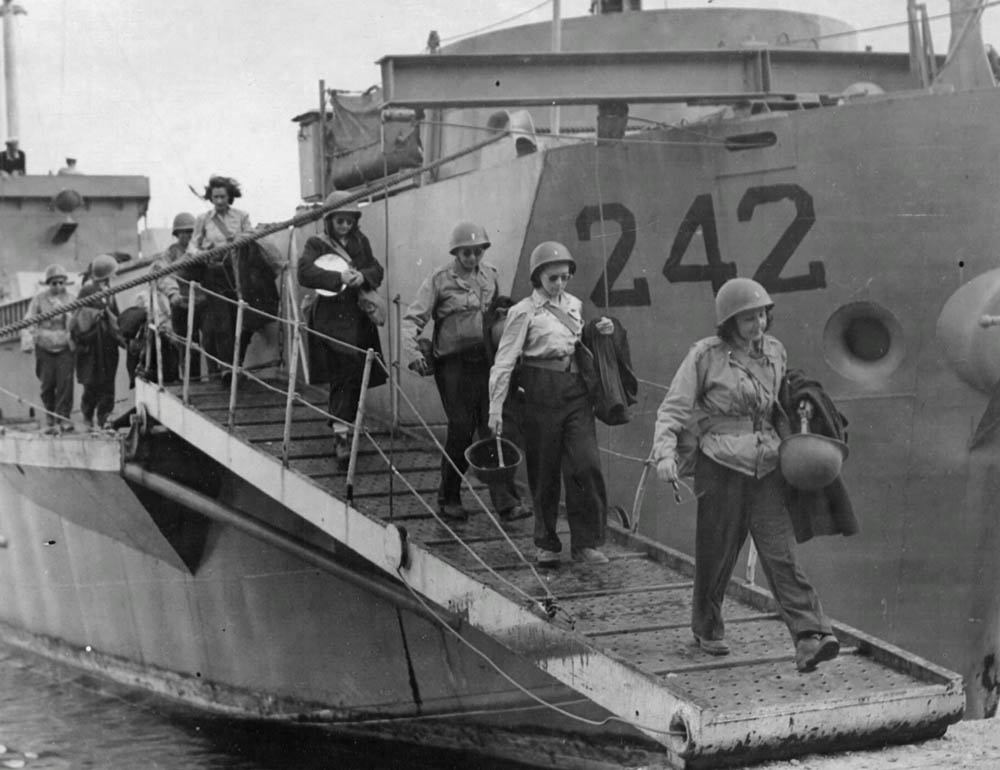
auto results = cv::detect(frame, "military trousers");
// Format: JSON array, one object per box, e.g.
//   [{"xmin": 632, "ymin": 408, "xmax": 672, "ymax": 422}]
[
  {"xmin": 692, "ymin": 453, "xmax": 833, "ymax": 642},
  {"xmin": 35, "ymin": 348, "xmax": 74, "ymax": 424},
  {"xmin": 519, "ymin": 366, "xmax": 606, "ymax": 553},
  {"xmin": 434, "ymin": 353, "xmax": 520, "ymax": 514}
]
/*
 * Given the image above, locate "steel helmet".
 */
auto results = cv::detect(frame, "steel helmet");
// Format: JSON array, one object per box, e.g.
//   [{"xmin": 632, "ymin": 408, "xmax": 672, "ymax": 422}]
[
  {"xmin": 44, "ymin": 264, "xmax": 68, "ymax": 284},
  {"xmin": 715, "ymin": 277, "xmax": 773, "ymax": 325},
  {"xmin": 90, "ymin": 254, "xmax": 119, "ymax": 282},
  {"xmin": 171, "ymin": 212, "xmax": 195, "ymax": 234},
  {"xmin": 779, "ymin": 433, "xmax": 849, "ymax": 491},
  {"xmin": 529, "ymin": 241, "xmax": 576, "ymax": 281},
  {"xmin": 449, "ymin": 221, "xmax": 491, "ymax": 254},
  {"xmin": 323, "ymin": 191, "xmax": 361, "ymax": 218}
]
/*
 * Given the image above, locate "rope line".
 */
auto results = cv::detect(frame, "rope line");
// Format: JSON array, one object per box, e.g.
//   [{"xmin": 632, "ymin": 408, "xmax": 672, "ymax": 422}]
[
  {"xmin": 0, "ymin": 131, "xmax": 507, "ymax": 340},
  {"xmin": 439, "ymin": 0, "xmax": 551, "ymax": 44},
  {"xmin": 777, "ymin": 0, "xmax": 1000, "ymax": 48},
  {"xmin": 390, "ymin": 566, "xmax": 686, "ymax": 739}
]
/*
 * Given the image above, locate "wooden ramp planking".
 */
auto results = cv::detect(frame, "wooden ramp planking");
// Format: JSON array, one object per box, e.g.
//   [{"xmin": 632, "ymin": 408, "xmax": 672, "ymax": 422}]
[{"xmin": 135, "ymin": 378, "xmax": 965, "ymax": 768}]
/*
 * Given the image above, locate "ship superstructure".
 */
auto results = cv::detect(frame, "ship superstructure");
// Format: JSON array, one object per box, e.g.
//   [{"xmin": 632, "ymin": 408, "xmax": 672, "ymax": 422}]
[{"xmin": 0, "ymin": 2, "xmax": 995, "ymax": 768}]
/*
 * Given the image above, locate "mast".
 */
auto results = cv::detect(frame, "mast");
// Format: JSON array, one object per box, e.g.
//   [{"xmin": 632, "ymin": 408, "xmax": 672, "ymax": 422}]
[{"xmin": 0, "ymin": 0, "xmax": 25, "ymax": 141}]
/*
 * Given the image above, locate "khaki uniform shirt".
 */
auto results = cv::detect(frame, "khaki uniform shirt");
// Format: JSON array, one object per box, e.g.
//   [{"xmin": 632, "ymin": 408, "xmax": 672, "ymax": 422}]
[{"xmin": 652, "ymin": 334, "xmax": 785, "ymax": 478}]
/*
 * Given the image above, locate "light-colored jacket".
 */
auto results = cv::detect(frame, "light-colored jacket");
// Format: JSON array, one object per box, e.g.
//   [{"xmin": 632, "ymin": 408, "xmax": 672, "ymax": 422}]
[
  {"xmin": 488, "ymin": 289, "xmax": 582, "ymax": 418},
  {"xmin": 25, "ymin": 290, "xmax": 76, "ymax": 353},
  {"xmin": 192, "ymin": 207, "xmax": 252, "ymax": 251},
  {"xmin": 402, "ymin": 261, "xmax": 498, "ymax": 362},
  {"xmin": 652, "ymin": 334, "xmax": 785, "ymax": 478}
]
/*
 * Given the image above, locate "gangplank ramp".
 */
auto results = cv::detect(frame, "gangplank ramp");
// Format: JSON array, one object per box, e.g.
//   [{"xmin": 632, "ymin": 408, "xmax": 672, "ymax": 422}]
[{"xmin": 133, "ymin": 378, "xmax": 965, "ymax": 768}]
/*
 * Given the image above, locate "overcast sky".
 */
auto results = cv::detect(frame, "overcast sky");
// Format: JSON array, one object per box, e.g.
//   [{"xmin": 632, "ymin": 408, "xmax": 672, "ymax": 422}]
[{"xmin": 2, "ymin": 1, "xmax": 992, "ymax": 230}]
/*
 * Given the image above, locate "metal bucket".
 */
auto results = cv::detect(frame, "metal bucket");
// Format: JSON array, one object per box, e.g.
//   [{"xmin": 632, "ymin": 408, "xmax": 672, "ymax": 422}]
[{"xmin": 464, "ymin": 437, "xmax": 522, "ymax": 484}]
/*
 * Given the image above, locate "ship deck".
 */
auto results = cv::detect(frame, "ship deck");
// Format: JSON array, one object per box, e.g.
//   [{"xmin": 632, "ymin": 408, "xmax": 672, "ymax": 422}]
[{"xmin": 131, "ymin": 377, "xmax": 965, "ymax": 769}]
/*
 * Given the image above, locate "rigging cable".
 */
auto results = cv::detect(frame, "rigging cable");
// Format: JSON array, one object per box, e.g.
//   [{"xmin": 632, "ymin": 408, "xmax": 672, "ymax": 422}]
[
  {"xmin": 777, "ymin": 0, "xmax": 1000, "ymax": 47},
  {"xmin": 439, "ymin": 0, "xmax": 552, "ymax": 44}
]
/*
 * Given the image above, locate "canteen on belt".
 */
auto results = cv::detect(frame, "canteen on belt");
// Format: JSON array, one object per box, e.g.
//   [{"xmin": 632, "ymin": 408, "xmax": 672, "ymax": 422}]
[{"xmin": 313, "ymin": 253, "xmax": 351, "ymax": 297}]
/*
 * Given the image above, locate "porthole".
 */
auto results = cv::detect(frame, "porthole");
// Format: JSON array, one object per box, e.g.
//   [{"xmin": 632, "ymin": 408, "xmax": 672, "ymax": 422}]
[{"xmin": 823, "ymin": 302, "xmax": 904, "ymax": 383}]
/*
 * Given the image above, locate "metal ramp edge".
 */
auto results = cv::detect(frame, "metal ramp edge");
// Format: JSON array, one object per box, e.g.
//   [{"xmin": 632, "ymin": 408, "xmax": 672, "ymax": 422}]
[{"xmin": 133, "ymin": 380, "xmax": 966, "ymax": 767}]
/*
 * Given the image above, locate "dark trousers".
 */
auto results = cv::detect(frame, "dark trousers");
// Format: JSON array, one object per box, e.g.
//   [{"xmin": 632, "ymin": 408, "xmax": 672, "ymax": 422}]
[
  {"xmin": 199, "ymin": 299, "xmax": 235, "ymax": 376},
  {"xmin": 434, "ymin": 354, "xmax": 520, "ymax": 513},
  {"xmin": 519, "ymin": 366, "xmax": 606, "ymax": 553},
  {"xmin": 35, "ymin": 348, "xmax": 74, "ymax": 424},
  {"xmin": 692, "ymin": 454, "xmax": 832, "ymax": 642},
  {"xmin": 81, "ymin": 383, "xmax": 116, "ymax": 426},
  {"xmin": 171, "ymin": 303, "xmax": 201, "ymax": 378},
  {"xmin": 323, "ymin": 344, "xmax": 365, "ymax": 427}
]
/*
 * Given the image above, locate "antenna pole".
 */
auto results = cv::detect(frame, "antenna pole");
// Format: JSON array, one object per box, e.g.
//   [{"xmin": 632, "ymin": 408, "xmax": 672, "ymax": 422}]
[
  {"xmin": 1, "ymin": 1, "xmax": 25, "ymax": 141},
  {"xmin": 550, "ymin": 0, "xmax": 561, "ymax": 136}
]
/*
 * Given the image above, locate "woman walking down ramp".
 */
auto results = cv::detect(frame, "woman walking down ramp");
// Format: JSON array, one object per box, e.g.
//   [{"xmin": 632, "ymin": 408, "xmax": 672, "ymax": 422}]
[
  {"xmin": 403, "ymin": 222, "xmax": 528, "ymax": 523},
  {"xmin": 651, "ymin": 277, "xmax": 839, "ymax": 672},
  {"xmin": 298, "ymin": 192, "xmax": 386, "ymax": 470},
  {"xmin": 488, "ymin": 241, "xmax": 613, "ymax": 567}
]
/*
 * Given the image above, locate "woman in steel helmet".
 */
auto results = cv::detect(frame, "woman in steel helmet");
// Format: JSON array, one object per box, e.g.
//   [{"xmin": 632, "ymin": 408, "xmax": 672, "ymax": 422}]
[
  {"xmin": 401, "ymin": 221, "xmax": 529, "ymax": 523},
  {"xmin": 649, "ymin": 277, "xmax": 839, "ymax": 672},
  {"xmin": 487, "ymin": 241, "xmax": 615, "ymax": 567}
]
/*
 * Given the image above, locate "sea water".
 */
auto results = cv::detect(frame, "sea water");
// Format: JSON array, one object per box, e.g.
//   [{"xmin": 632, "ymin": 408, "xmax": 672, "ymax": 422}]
[{"xmin": 0, "ymin": 646, "xmax": 528, "ymax": 770}]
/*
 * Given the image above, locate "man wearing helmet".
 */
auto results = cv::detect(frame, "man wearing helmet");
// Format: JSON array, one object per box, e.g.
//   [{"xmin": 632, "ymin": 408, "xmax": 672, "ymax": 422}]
[
  {"xmin": 24, "ymin": 265, "xmax": 75, "ymax": 433},
  {"xmin": 650, "ymin": 277, "xmax": 839, "ymax": 673},
  {"xmin": 403, "ymin": 222, "xmax": 528, "ymax": 523},
  {"xmin": 487, "ymin": 241, "xmax": 614, "ymax": 566},
  {"xmin": 146, "ymin": 213, "xmax": 198, "ymax": 378}
]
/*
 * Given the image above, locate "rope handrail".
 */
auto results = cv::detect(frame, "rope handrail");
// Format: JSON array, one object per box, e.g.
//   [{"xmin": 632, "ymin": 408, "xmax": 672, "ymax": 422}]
[{"xmin": 0, "ymin": 130, "xmax": 507, "ymax": 340}]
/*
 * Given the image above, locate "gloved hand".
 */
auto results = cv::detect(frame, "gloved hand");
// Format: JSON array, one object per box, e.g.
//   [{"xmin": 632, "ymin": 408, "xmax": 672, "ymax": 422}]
[
  {"xmin": 408, "ymin": 357, "xmax": 432, "ymax": 376},
  {"xmin": 595, "ymin": 316, "xmax": 614, "ymax": 335},
  {"xmin": 488, "ymin": 414, "xmax": 503, "ymax": 436},
  {"xmin": 656, "ymin": 457, "xmax": 678, "ymax": 483}
]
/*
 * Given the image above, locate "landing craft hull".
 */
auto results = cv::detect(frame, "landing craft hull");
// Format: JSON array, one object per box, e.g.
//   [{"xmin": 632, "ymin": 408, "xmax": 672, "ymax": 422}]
[
  {"xmin": 362, "ymin": 83, "xmax": 1000, "ymax": 715},
  {"xmin": 0, "ymin": 433, "xmax": 656, "ymax": 769}
]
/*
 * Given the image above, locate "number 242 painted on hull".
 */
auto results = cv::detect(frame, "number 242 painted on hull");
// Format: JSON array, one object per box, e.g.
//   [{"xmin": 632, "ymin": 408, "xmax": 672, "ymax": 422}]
[{"xmin": 576, "ymin": 183, "xmax": 826, "ymax": 308}]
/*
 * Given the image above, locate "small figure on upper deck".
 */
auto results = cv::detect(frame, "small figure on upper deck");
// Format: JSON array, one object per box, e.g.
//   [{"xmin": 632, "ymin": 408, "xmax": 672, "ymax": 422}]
[
  {"xmin": 57, "ymin": 157, "xmax": 81, "ymax": 175},
  {"xmin": 23, "ymin": 265, "xmax": 75, "ymax": 433},
  {"xmin": 0, "ymin": 138, "xmax": 25, "ymax": 176}
]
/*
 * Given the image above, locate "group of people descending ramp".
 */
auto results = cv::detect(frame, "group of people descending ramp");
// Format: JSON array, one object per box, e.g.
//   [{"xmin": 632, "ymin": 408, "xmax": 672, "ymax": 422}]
[
  {"xmin": 23, "ymin": 174, "xmax": 283, "ymax": 434},
  {"xmin": 24, "ymin": 255, "xmax": 122, "ymax": 433},
  {"xmin": 22, "ymin": 171, "xmax": 847, "ymax": 675},
  {"xmin": 127, "ymin": 174, "xmax": 282, "ymax": 391},
  {"xmin": 402, "ymin": 229, "xmax": 618, "ymax": 566},
  {"xmin": 395, "ymin": 227, "xmax": 846, "ymax": 673}
]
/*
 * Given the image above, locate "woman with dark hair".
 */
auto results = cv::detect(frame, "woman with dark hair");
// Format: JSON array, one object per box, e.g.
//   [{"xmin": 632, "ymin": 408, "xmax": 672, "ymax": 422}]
[
  {"xmin": 192, "ymin": 175, "xmax": 251, "ymax": 251},
  {"xmin": 650, "ymin": 277, "xmax": 838, "ymax": 673},
  {"xmin": 182, "ymin": 176, "xmax": 261, "ymax": 383},
  {"xmin": 488, "ymin": 241, "xmax": 613, "ymax": 566},
  {"xmin": 298, "ymin": 192, "xmax": 386, "ymax": 469}
]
